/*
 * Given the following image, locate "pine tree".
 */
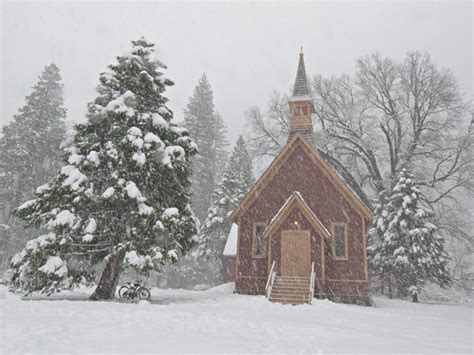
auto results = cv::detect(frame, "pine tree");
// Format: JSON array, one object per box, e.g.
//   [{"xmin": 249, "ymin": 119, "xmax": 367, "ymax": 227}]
[
  {"xmin": 9, "ymin": 38, "xmax": 198, "ymax": 299},
  {"xmin": 164, "ymin": 136, "xmax": 253, "ymax": 287},
  {"xmin": 184, "ymin": 74, "xmax": 228, "ymax": 222},
  {"xmin": 0, "ymin": 64, "xmax": 66, "ymax": 224},
  {"xmin": 196, "ymin": 136, "xmax": 253, "ymax": 281},
  {"xmin": 199, "ymin": 136, "xmax": 253, "ymax": 256},
  {"xmin": 367, "ymin": 190, "xmax": 391, "ymax": 295},
  {"xmin": 368, "ymin": 168, "xmax": 451, "ymax": 301}
]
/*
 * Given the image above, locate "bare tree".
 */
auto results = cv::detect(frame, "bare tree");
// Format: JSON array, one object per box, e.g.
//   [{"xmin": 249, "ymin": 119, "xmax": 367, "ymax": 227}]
[
  {"xmin": 245, "ymin": 91, "xmax": 290, "ymax": 158},
  {"xmin": 248, "ymin": 52, "xmax": 472, "ymax": 204}
]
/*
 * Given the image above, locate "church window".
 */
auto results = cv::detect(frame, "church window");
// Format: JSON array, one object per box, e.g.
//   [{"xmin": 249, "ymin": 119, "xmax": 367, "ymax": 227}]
[
  {"xmin": 302, "ymin": 106, "xmax": 308, "ymax": 115},
  {"xmin": 332, "ymin": 224, "xmax": 348, "ymax": 259},
  {"xmin": 253, "ymin": 224, "xmax": 266, "ymax": 257},
  {"xmin": 294, "ymin": 107, "xmax": 301, "ymax": 116}
]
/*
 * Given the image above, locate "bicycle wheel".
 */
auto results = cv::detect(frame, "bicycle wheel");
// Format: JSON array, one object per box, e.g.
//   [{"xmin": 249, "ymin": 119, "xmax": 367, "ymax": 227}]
[
  {"xmin": 118, "ymin": 286, "xmax": 129, "ymax": 299},
  {"xmin": 137, "ymin": 287, "xmax": 151, "ymax": 301}
]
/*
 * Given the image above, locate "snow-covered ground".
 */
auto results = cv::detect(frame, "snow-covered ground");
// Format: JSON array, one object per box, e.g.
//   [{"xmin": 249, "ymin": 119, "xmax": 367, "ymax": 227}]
[{"xmin": 1, "ymin": 284, "xmax": 472, "ymax": 354}]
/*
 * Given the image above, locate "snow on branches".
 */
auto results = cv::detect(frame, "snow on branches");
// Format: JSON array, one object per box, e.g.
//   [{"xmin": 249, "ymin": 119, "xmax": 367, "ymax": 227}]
[
  {"xmin": 368, "ymin": 168, "xmax": 451, "ymax": 300},
  {"xmin": 9, "ymin": 38, "xmax": 197, "ymax": 298}
]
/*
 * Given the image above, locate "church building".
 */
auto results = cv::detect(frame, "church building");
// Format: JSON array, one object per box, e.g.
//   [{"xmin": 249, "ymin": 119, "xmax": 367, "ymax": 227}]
[{"xmin": 224, "ymin": 52, "xmax": 373, "ymax": 305}]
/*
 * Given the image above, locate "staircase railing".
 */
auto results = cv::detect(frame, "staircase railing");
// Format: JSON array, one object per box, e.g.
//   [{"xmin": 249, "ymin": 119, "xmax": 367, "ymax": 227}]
[
  {"xmin": 309, "ymin": 262, "xmax": 315, "ymax": 303},
  {"xmin": 265, "ymin": 260, "xmax": 276, "ymax": 299}
]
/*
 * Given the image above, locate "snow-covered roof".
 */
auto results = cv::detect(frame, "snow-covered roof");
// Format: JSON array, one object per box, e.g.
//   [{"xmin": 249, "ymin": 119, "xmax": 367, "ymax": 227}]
[{"xmin": 223, "ymin": 223, "xmax": 238, "ymax": 256}]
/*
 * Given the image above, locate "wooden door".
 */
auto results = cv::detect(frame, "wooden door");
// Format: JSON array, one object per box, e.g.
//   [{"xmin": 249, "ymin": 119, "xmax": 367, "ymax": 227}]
[{"xmin": 281, "ymin": 230, "xmax": 311, "ymax": 276}]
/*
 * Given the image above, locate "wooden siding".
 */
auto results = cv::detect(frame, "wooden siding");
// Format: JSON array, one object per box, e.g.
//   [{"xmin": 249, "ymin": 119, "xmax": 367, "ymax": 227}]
[{"xmin": 235, "ymin": 144, "xmax": 368, "ymax": 297}]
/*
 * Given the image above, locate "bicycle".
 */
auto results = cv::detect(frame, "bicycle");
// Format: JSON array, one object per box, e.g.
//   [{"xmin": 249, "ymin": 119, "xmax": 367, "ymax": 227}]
[{"xmin": 118, "ymin": 281, "xmax": 151, "ymax": 301}]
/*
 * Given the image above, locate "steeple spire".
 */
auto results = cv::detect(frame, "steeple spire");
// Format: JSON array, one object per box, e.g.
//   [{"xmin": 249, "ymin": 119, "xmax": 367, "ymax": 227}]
[
  {"xmin": 288, "ymin": 51, "xmax": 314, "ymax": 142},
  {"xmin": 292, "ymin": 50, "xmax": 311, "ymax": 98}
]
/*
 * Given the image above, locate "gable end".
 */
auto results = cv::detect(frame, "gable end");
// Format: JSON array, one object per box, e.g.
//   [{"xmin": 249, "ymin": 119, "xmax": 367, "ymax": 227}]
[{"xmin": 231, "ymin": 134, "xmax": 373, "ymax": 222}]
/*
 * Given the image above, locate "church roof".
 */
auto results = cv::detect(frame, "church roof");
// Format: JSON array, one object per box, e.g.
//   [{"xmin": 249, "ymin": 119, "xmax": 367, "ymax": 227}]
[{"xmin": 290, "ymin": 51, "xmax": 312, "ymax": 100}]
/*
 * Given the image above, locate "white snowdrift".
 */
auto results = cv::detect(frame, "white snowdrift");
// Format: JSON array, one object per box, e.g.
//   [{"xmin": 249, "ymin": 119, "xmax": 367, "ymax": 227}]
[{"xmin": 1, "ymin": 284, "xmax": 471, "ymax": 354}]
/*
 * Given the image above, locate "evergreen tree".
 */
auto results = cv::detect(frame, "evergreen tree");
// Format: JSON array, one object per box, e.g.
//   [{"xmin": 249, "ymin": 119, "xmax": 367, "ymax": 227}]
[
  {"xmin": 0, "ymin": 63, "xmax": 66, "ymax": 224},
  {"xmin": 164, "ymin": 136, "xmax": 253, "ymax": 287},
  {"xmin": 9, "ymin": 38, "xmax": 198, "ymax": 300},
  {"xmin": 196, "ymin": 136, "xmax": 253, "ymax": 282},
  {"xmin": 367, "ymin": 190, "xmax": 391, "ymax": 295},
  {"xmin": 198, "ymin": 136, "xmax": 253, "ymax": 257},
  {"xmin": 184, "ymin": 74, "xmax": 228, "ymax": 221},
  {"xmin": 368, "ymin": 168, "xmax": 451, "ymax": 301}
]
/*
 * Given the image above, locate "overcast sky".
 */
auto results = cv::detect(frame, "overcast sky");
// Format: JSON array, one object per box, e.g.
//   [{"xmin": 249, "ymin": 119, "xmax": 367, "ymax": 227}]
[{"xmin": 1, "ymin": 1, "xmax": 472, "ymax": 144}]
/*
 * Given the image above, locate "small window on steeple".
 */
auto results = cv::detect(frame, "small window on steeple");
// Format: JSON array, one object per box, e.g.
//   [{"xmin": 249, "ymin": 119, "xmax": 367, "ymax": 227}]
[
  {"xmin": 302, "ymin": 106, "xmax": 308, "ymax": 116},
  {"xmin": 294, "ymin": 107, "xmax": 301, "ymax": 116}
]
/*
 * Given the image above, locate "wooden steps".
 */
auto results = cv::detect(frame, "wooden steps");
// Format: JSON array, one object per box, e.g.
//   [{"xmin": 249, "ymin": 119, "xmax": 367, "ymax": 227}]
[{"xmin": 268, "ymin": 276, "xmax": 311, "ymax": 304}]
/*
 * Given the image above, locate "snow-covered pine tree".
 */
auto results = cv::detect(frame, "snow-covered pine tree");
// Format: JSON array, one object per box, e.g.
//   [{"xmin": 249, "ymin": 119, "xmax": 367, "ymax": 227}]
[
  {"xmin": 162, "ymin": 136, "xmax": 253, "ymax": 287},
  {"xmin": 196, "ymin": 136, "xmax": 253, "ymax": 280},
  {"xmin": 367, "ymin": 190, "xmax": 392, "ymax": 295},
  {"xmin": 370, "ymin": 168, "xmax": 451, "ymax": 301},
  {"xmin": 0, "ymin": 64, "xmax": 66, "ymax": 224},
  {"xmin": 184, "ymin": 74, "xmax": 228, "ymax": 222},
  {"xmin": 9, "ymin": 38, "xmax": 198, "ymax": 300}
]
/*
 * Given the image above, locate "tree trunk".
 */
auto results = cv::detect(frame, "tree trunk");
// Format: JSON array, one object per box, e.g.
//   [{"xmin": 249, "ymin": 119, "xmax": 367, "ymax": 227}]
[
  {"xmin": 388, "ymin": 275, "xmax": 393, "ymax": 299},
  {"xmin": 412, "ymin": 293, "xmax": 419, "ymax": 303},
  {"xmin": 381, "ymin": 272, "xmax": 385, "ymax": 295},
  {"xmin": 90, "ymin": 252, "xmax": 125, "ymax": 301}
]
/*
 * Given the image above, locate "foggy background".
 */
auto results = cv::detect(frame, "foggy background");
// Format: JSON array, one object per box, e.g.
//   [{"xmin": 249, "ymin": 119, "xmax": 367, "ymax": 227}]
[{"xmin": 1, "ymin": 1, "xmax": 472, "ymax": 143}]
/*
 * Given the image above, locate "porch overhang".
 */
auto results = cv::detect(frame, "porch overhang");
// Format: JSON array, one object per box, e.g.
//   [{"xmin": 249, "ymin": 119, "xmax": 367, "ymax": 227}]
[{"xmin": 263, "ymin": 191, "xmax": 332, "ymax": 240}]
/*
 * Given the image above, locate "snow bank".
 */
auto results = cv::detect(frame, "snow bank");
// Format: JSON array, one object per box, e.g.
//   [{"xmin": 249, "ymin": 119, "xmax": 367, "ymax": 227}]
[{"xmin": 2, "ymin": 285, "xmax": 472, "ymax": 354}]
